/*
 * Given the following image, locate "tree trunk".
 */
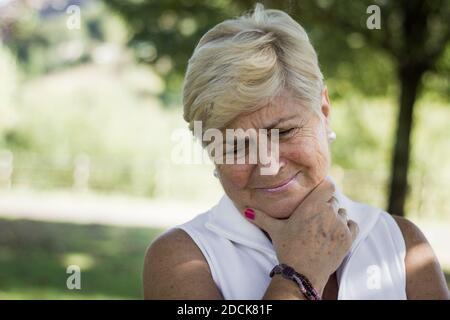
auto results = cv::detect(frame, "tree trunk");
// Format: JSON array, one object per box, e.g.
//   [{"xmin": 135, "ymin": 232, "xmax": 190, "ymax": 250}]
[{"xmin": 387, "ymin": 65, "xmax": 423, "ymax": 216}]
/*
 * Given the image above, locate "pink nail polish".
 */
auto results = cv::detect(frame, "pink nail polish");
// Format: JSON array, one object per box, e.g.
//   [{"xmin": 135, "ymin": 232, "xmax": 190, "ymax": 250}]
[{"xmin": 244, "ymin": 208, "xmax": 255, "ymax": 220}]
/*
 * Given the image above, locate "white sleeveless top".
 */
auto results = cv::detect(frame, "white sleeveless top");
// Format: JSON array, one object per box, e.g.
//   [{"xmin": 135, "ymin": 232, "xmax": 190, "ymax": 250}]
[{"xmin": 167, "ymin": 176, "xmax": 407, "ymax": 300}]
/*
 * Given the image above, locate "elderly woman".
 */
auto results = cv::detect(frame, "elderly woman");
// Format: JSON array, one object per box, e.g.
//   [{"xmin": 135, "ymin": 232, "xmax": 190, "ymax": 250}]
[{"xmin": 143, "ymin": 4, "xmax": 449, "ymax": 300}]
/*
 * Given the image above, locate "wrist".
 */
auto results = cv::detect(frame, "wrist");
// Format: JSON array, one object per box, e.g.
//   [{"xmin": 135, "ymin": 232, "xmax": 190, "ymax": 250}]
[
  {"xmin": 278, "ymin": 261, "xmax": 327, "ymax": 293},
  {"xmin": 270, "ymin": 263, "xmax": 323, "ymax": 300},
  {"xmin": 301, "ymin": 273, "xmax": 327, "ymax": 295},
  {"xmin": 264, "ymin": 275, "xmax": 308, "ymax": 300}
]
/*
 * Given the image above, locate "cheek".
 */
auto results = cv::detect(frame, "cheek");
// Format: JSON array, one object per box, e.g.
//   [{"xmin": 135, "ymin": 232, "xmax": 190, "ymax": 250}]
[
  {"xmin": 283, "ymin": 135, "xmax": 330, "ymax": 168},
  {"xmin": 219, "ymin": 165, "xmax": 253, "ymax": 189}
]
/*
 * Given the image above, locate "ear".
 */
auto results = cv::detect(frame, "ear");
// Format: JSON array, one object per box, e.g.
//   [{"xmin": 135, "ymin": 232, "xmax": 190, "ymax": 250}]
[{"xmin": 320, "ymin": 86, "xmax": 332, "ymax": 131}]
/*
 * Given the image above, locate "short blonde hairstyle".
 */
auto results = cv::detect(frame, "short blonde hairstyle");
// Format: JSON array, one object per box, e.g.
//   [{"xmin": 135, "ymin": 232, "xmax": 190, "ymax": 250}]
[{"xmin": 182, "ymin": 3, "xmax": 324, "ymax": 136}]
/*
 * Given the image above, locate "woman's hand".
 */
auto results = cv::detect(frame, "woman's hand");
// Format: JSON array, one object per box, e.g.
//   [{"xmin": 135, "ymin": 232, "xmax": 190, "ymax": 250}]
[{"xmin": 244, "ymin": 177, "xmax": 359, "ymax": 293}]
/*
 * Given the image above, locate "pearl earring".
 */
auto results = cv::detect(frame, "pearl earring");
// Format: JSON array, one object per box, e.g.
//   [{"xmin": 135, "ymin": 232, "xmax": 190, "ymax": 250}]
[
  {"xmin": 328, "ymin": 131, "xmax": 336, "ymax": 142},
  {"xmin": 213, "ymin": 168, "xmax": 219, "ymax": 178}
]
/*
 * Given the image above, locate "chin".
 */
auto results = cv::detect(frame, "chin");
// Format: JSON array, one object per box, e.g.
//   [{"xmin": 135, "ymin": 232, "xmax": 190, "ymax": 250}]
[{"xmin": 259, "ymin": 195, "xmax": 303, "ymax": 219}]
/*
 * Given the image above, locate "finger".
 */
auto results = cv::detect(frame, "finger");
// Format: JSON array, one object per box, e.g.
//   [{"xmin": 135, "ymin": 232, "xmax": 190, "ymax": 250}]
[
  {"xmin": 291, "ymin": 183, "xmax": 338, "ymax": 223},
  {"xmin": 337, "ymin": 207, "xmax": 347, "ymax": 223},
  {"xmin": 347, "ymin": 219, "xmax": 359, "ymax": 243},
  {"xmin": 327, "ymin": 195, "xmax": 340, "ymax": 213},
  {"xmin": 303, "ymin": 176, "xmax": 336, "ymax": 206},
  {"xmin": 243, "ymin": 207, "xmax": 283, "ymax": 234}
]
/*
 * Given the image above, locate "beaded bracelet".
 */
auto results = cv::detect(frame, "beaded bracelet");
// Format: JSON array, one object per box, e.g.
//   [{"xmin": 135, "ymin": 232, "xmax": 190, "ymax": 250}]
[{"xmin": 269, "ymin": 263, "xmax": 322, "ymax": 300}]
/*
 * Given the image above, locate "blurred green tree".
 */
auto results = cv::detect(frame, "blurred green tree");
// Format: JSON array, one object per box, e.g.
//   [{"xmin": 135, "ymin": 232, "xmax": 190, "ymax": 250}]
[
  {"xmin": 105, "ymin": 0, "xmax": 449, "ymax": 216},
  {"xmin": 0, "ymin": 44, "xmax": 18, "ymax": 138}
]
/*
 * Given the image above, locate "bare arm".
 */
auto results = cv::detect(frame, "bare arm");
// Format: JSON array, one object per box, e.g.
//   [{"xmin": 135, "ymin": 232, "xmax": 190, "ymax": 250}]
[
  {"xmin": 143, "ymin": 228, "xmax": 223, "ymax": 299},
  {"xmin": 393, "ymin": 215, "xmax": 450, "ymax": 300}
]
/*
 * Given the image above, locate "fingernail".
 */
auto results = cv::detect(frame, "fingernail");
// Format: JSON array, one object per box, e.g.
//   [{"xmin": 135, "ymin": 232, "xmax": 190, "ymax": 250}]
[{"xmin": 244, "ymin": 208, "xmax": 255, "ymax": 220}]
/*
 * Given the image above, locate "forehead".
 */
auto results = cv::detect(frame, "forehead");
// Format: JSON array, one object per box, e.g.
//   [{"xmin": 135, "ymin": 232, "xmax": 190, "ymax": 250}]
[{"xmin": 227, "ymin": 91, "xmax": 313, "ymax": 130}]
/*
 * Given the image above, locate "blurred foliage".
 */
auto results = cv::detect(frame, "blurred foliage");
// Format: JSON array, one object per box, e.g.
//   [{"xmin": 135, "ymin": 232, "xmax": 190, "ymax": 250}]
[
  {"xmin": 104, "ymin": 0, "xmax": 239, "ymax": 106},
  {"xmin": 1, "ymin": 0, "xmax": 127, "ymax": 76},
  {"xmin": 0, "ymin": 59, "xmax": 168, "ymax": 197},
  {"xmin": 104, "ymin": 0, "xmax": 450, "ymax": 103},
  {"xmin": 0, "ymin": 44, "xmax": 18, "ymax": 136}
]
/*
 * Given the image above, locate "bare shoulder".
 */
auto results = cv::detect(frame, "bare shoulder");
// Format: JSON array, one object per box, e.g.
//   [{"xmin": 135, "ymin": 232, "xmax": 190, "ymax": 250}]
[
  {"xmin": 143, "ymin": 228, "xmax": 223, "ymax": 299},
  {"xmin": 392, "ymin": 215, "xmax": 428, "ymax": 244},
  {"xmin": 392, "ymin": 215, "xmax": 449, "ymax": 299}
]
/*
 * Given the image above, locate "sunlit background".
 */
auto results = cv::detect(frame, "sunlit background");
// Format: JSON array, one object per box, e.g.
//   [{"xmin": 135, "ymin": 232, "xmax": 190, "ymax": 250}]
[{"xmin": 0, "ymin": 0, "xmax": 448, "ymax": 299}]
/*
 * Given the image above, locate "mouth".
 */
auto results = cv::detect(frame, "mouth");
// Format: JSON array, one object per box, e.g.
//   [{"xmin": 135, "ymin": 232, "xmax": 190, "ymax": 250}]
[{"xmin": 257, "ymin": 171, "xmax": 300, "ymax": 193}]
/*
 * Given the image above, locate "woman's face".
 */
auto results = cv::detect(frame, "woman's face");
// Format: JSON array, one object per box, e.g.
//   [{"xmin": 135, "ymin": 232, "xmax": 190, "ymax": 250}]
[{"xmin": 216, "ymin": 88, "xmax": 333, "ymax": 219}]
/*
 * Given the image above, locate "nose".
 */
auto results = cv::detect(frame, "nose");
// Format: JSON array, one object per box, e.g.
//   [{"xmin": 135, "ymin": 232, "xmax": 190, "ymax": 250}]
[{"xmin": 259, "ymin": 148, "xmax": 286, "ymax": 176}]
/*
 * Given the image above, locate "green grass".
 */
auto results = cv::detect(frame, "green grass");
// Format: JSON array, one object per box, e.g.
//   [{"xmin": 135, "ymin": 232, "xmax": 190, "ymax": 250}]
[{"xmin": 0, "ymin": 218, "xmax": 164, "ymax": 299}]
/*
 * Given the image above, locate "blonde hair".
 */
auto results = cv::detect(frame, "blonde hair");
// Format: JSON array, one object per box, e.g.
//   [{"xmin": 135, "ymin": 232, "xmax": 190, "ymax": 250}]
[{"xmin": 182, "ymin": 3, "xmax": 324, "ymax": 136}]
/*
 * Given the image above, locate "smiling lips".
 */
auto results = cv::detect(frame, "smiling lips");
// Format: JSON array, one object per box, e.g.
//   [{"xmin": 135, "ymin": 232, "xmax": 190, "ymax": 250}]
[{"xmin": 259, "ymin": 172, "xmax": 300, "ymax": 193}]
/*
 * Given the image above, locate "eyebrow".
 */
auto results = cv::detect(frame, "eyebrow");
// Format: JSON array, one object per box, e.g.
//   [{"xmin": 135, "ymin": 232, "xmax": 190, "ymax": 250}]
[{"xmin": 263, "ymin": 116, "xmax": 293, "ymax": 130}]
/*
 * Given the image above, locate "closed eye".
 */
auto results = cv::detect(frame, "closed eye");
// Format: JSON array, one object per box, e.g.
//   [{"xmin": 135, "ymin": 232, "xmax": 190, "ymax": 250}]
[{"xmin": 278, "ymin": 128, "xmax": 297, "ymax": 136}]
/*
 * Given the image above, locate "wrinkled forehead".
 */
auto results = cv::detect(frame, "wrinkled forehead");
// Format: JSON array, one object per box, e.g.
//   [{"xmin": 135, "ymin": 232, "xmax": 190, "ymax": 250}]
[{"xmin": 226, "ymin": 94, "xmax": 317, "ymax": 131}]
